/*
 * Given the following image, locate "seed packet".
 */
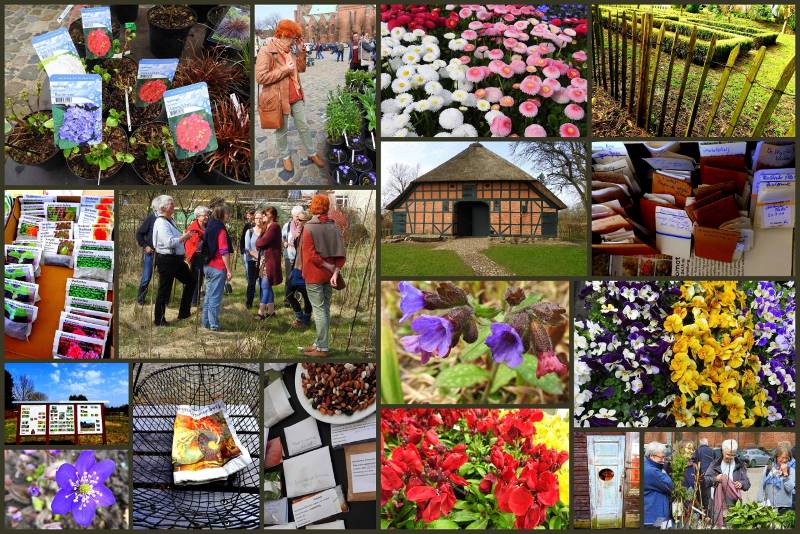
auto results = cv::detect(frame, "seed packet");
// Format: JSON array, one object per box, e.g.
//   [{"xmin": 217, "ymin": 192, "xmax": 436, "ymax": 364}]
[
  {"xmin": 51, "ymin": 74, "xmax": 103, "ymax": 149},
  {"xmin": 61, "ymin": 310, "xmax": 109, "ymax": 327},
  {"xmin": 75, "ymin": 239, "xmax": 114, "ymax": 252},
  {"xmin": 52, "ymin": 330, "xmax": 105, "ymax": 359},
  {"xmin": 64, "ymin": 305, "xmax": 112, "ymax": 323},
  {"xmin": 163, "ymin": 82, "xmax": 218, "ymax": 159},
  {"xmin": 5, "ymin": 245, "xmax": 43, "ymax": 276},
  {"xmin": 209, "ymin": 6, "xmax": 251, "ymax": 50},
  {"xmin": 17, "ymin": 217, "xmax": 41, "ymax": 239},
  {"xmin": 5, "ymin": 300, "xmax": 39, "ymax": 340},
  {"xmin": 4, "ymin": 279, "xmax": 40, "ymax": 304},
  {"xmin": 80, "ymin": 196, "xmax": 114, "ymax": 211},
  {"xmin": 73, "ymin": 249, "xmax": 114, "ymax": 284},
  {"xmin": 66, "ymin": 278, "xmax": 109, "ymax": 301},
  {"xmin": 44, "ymin": 201, "xmax": 81, "ymax": 222},
  {"xmin": 81, "ymin": 6, "xmax": 114, "ymax": 60},
  {"xmin": 172, "ymin": 400, "xmax": 253, "ymax": 485},
  {"xmin": 58, "ymin": 315, "xmax": 109, "ymax": 343},
  {"xmin": 77, "ymin": 207, "xmax": 113, "ymax": 226},
  {"xmin": 75, "ymin": 223, "xmax": 112, "ymax": 240},
  {"xmin": 135, "ymin": 58, "xmax": 179, "ymax": 107},
  {"xmin": 32, "ymin": 28, "xmax": 85, "ymax": 77},
  {"xmin": 39, "ymin": 221, "xmax": 74, "ymax": 239},
  {"xmin": 42, "ymin": 237, "xmax": 76, "ymax": 267},
  {"xmin": 5, "ymin": 264, "xmax": 35, "ymax": 283},
  {"xmin": 65, "ymin": 296, "xmax": 112, "ymax": 315}
]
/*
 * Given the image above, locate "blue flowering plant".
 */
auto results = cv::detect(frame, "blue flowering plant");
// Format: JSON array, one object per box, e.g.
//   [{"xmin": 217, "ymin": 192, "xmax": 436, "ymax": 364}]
[
  {"xmin": 51, "ymin": 74, "xmax": 103, "ymax": 150},
  {"xmin": 63, "ymin": 109, "xmax": 134, "ymax": 179},
  {"xmin": 382, "ymin": 281, "xmax": 569, "ymax": 404}
]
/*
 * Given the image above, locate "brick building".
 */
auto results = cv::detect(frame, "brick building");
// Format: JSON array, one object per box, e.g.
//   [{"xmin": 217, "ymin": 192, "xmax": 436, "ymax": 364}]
[
  {"xmin": 294, "ymin": 4, "xmax": 376, "ymax": 43},
  {"xmin": 386, "ymin": 143, "xmax": 567, "ymax": 237},
  {"xmin": 573, "ymin": 432, "xmax": 640, "ymax": 529},
  {"xmin": 645, "ymin": 431, "xmax": 795, "ymax": 450}
]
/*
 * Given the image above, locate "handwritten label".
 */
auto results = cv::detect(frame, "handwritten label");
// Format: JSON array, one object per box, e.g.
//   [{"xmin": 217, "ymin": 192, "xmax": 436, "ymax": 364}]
[
  {"xmin": 762, "ymin": 203, "xmax": 794, "ymax": 228},
  {"xmin": 653, "ymin": 172, "xmax": 692, "ymax": 200},
  {"xmin": 330, "ymin": 414, "xmax": 376, "ymax": 448},
  {"xmin": 284, "ymin": 417, "xmax": 322, "ymax": 457},
  {"xmin": 292, "ymin": 486, "xmax": 345, "ymax": 528},
  {"xmin": 350, "ymin": 451, "xmax": 376, "ymax": 494},
  {"xmin": 698, "ymin": 141, "xmax": 747, "ymax": 157},
  {"xmin": 643, "ymin": 157, "xmax": 696, "ymax": 171}
]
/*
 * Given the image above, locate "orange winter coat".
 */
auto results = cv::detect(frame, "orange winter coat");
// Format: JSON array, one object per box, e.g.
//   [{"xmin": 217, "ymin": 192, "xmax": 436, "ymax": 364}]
[{"xmin": 255, "ymin": 38, "xmax": 306, "ymax": 128}]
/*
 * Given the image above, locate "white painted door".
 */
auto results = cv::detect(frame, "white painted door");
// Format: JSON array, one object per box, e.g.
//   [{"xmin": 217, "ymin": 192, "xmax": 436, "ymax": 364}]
[{"xmin": 587, "ymin": 435, "xmax": 625, "ymax": 528}]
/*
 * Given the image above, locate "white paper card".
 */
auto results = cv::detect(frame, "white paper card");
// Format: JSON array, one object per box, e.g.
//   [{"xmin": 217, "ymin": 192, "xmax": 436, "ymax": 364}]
[
  {"xmin": 265, "ymin": 522, "xmax": 296, "ymax": 529},
  {"xmin": 330, "ymin": 414, "xmax": 376, "ymax": 448},
  {"xmin": 655, "ymin": 207, "xmax": 692, "ymax": 259},
  {"xmin": 643, "ymin": 157, "xmax": 696, "ymax": 171},
  {"xmin": 306, "ymin": 520, "xmax": 346, "ymax": 529},
  {"xmin": 292, "ymin": 486, "xmax": 345, "ymax": 528},
  {"xmin": 264, "ymin": 498, "xmax": 289, "ymax": 526},
  {"xmin": 283, "ymin": 446, "xmax": 336, "ymax": 498},
  {"xmin": 350, "ymin": 451, "xmax": 376, "ymax": 494},
  {"xmin": 698, "ymin": 141, "xmax": 747, "ymax": 157},
  {"xmin": 284, "ymin": 417, "xmax": 322, "ymax": 457},
  {"xmin": 264, "ymin": 378, "xmax": 294, "ymax": 427}
]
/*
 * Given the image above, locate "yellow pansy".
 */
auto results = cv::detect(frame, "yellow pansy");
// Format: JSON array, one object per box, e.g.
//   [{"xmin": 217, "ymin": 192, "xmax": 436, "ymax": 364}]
[{"xmin": 664, "ymin": 314, "xmax": 684, "ymax": 333}]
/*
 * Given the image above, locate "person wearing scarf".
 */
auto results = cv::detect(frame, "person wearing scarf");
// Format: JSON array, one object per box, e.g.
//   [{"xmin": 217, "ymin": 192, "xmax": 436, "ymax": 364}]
[
  {"xmin": 255, "ymin": 19, "xmax": 324, "ymax": 180},
  {"xmin": 282, "ymin": 205, "xmax": 304, "ymax": 286},
  {"xmin": 760, "ymin": 445, "xmax": 795, "ymax": 515},
  {"xmin": 296, "ymin": 195, "xmax": 346, "ymax": 357},
  {"xmin": 704, "ymin": 439, "xmax": 750, "ymax": 527}
]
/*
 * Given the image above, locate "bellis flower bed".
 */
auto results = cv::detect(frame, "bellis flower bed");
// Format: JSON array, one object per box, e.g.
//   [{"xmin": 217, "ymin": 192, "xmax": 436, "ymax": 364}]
[
  {"xmin": 381, "ymin": 408, "xmax": 569, "ymax": 529},
  {"xmin": 574, "ymin": 281, "xmax": 795, "ymax": 428},
  {"xmin": 380, "ymin": 4, "xmax": 588, "ymax": 137}
]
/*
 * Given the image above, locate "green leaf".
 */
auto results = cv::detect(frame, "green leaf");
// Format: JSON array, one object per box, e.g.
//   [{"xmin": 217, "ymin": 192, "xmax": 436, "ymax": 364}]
[
  {"xmin": 511, "ymin": 292, "xmax": 543, "ymax": 313},
  {"xmin": 436, "ymin": 364, "xmax": 490, "ymax": 389},
  {"xmin": 448, "ymin": 510, "xmax": 479, "ymax": 523},
  {"xmin": 515, "ymin": 354, "xmax": 564, "ymax": 395},
  {"xmin": 491, "ymin": 364, "xmax": 516, "ymax": 393},
  {"xmin": 32, "ymin": 496, "xmax": 44, "ymax": 511},
  {"xmin": 459, "ymin": 325, "xmax": 490, "ymax": 362},
  {"xmin": 380, "ymin": 519, "xmax": 390, "ymax": 529},
  {"xmin": 466, "ymin": 518, "xmax": 488, "ymax": 529},
  {"xmin": 380, "ymin": 317, "xmax": 404, "ymax": 403},
  {"xmin": 474, "ymin": 304, "xmax": 501, "ymax": 319},
  {"xmin": 457, "ymin": 462, "xmax": 474, "ymax": 476},
  {"xmin": 427, "ymin": 518, "xmax": 460, "ymax": 529}
]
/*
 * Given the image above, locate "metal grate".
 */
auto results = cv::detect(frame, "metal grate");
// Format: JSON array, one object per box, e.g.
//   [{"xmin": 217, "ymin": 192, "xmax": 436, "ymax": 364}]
[{"xmin": 132, "ymin": 364, "xmax": 260, "ymax": 529}]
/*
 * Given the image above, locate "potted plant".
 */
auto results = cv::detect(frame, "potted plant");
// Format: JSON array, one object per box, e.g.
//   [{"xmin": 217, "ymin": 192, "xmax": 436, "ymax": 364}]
[
  {"xmin": 351, "ymin": 152, "xmax": 372, "ymax": 173},
  {"xmin": 96, "ymin": 25, "xmax": 138, "ymax": 91},
  {"xmin": 204, "ymin": 5, "xmax": 230, "ymax": 42},
  {"xmin": 360, "ymin": 169, "xmax": 377, "ymax": 186},
  {"xmin": 63, "ymin": 109, "xmax": 134, "ymax": 181},
  {"xmin": 190, "ymin": 4, "xmax": 217, "ymax": 23},
  {"xmin": 173, "ymin": 45, "xmax": 249, "ymax": 105},
  {"xmin": 147, "ymin": 5, "xmax": 197, "ymax": 58},
  {"xmin": 325, "ymin": 88, "xmax": 362, "ymax": 157},
  {"xmin": 333, "ymin": 163, "xmax": 361, "ymax": 186},
  {"xmin": 344, "ymin": 69, "xmax": 373, "ymax": 93},
  {"xmin": 200, "ymin": 98, "xmax": 250, "ymax": 183},
  {"xmin": 205, "ymin": 5, "xmax": 250, "ymax": 54},
  {"xmin": 108, "ymin": 88, "xmax": 163, "ymax": 131},
  {"xmin": 357, "ymin": 83, "xmax": 377, "ymax": 152},
  {"xmin": 4, "ymin": 86, "xmax": 60, "ymax": 169},
  {"xmin": 68, "ymin": 16, "xmax": 121, "ymax": 58},
  {"xmin": 111, "ymin": 5, "xmax": 139, "ymax": 23},
  {"xmin": 669, "ymin": 447, "xmax": 690, "ymax": 527},
  {"xmin": 129, "ymin": 122, "xmax": 194, "ymax": 184}
]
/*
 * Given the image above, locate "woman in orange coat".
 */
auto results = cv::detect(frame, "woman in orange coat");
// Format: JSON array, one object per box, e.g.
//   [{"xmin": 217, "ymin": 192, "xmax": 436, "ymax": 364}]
[{"xmin": 255, "ymin": 19, "xmax": 324, "ymax": 180}]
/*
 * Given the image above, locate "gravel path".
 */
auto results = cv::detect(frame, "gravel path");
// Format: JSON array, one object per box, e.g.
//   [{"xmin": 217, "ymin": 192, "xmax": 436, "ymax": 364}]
[{"xmin": 434, "ymin": 237, "xmax": 513, "ymax": 277}]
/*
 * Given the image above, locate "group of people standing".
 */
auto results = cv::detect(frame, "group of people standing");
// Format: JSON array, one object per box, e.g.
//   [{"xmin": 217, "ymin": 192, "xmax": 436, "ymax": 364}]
[
  {"xmin": 306, "ymin": 32, "xmax": 375, "ymax": 66},
  {"xmin": 644, "ymin": 439, "xmax": 795, "ymax": 529},
  {"xmin": 136, "ymin": 194, "xmax": 346, "ymax": 357}
]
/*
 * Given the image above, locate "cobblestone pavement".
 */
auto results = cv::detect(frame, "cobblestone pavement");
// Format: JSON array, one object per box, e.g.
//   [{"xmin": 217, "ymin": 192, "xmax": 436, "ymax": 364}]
[
  {"xmin": 434, "ymin": 237, "xmax": 513, "ymax": 277},
  {"xmin": 255, "ymin": 50, "xmax": 348, "ymax": 186},
  {"xmin": 4, "ymin": 5, "xmax": 64, "ymax": 99}
]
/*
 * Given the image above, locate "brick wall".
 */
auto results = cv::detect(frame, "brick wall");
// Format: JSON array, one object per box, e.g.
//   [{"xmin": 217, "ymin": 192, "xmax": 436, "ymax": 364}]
[
  {"xmin": 573, "ymin": 432, "xmax": 591, "ymax": 527},
  {"xmin": 645, "ymin": 431, "xmax": 795, "ymax": 450}
]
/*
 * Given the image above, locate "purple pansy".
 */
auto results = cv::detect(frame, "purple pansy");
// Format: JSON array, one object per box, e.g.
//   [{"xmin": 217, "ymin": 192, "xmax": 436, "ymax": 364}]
[
  {"xmin": 400, "ymin": 315, "xmax": 453, "ymax": 363},
  {"xmin": 485, "ymin": 322, "xmax": 524, "ymax": 368},
  {"xmin": 398, "ymin": 281, "xmax": 425, "ymax": 322},
  {"xmin": 51, "ymin": 451, "xmax": 116, "ymax": 527}
]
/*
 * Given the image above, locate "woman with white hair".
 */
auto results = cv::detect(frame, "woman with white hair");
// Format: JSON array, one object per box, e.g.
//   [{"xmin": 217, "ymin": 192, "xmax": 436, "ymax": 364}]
[
  {"xmin": 703, "ymin": 439, "xmax": 750, "ymax": 527},
  {"xmin": 643, "ymin": 441, "xmax": 674, "ymax": 528},
  {"xmin": 184, "ymin": 205, "xmax": 210, "ymax": 306},
  {"xmin": 151, "ymin": 195, "xmax": 196, "ymax": 326},
  {"xmin": 282, "ymin": 205, "xmax": 305, "ymax": 281}
]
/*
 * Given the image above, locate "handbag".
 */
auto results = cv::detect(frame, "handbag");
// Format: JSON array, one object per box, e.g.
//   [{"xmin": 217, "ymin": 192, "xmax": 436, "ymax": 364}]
[{"xmin": 258, "ymin": 52, "xmax": 284, "ymax": 130}]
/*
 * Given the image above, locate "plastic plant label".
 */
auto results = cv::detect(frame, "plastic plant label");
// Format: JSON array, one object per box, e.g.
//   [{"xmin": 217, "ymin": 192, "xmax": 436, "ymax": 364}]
[
  {"xmin": 32, "ymin": 28, "xmax": 84, "ymax": 77},
  {"xmin": 81, "ymin": 6, "xmax": 114, "ymax": 60},
  {"xmin": 209, "ymin": 6, "xmax": 251, "ymax": 50},
  {"xmin": 51, "ymin": 74, "xmax": 103, "ymax": 149},
  {"xmin": 163, "ymin": 82, "xmax": 218, "ymax": 159},
  {"xmin": 135, "ymin": 58, "xmax": 178, "ymax": 107}
]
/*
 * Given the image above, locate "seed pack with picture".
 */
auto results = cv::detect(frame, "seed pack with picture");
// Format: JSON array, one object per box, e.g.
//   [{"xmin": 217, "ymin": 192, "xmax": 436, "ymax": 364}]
[
  {"xmin": 50, "ymin": 74, "xmax": 103, "ymax": 150},
  {"xmin": 31, "ymin": 28, "xmax": 84, "ymax": 77},
  {"xmin": 209, "ymin": 5, "xmax": 251, "ymax": 50},
  {"xmin": 163, "ymin": 82, "xmax": 218, "ymax": 159},
  {"xmin": 81, "ymin": 6, "xmax": 114, "ymax": 60},
  {"xmin": 134, "ymin": 58, "xmax": 179, "ymax": 108}
]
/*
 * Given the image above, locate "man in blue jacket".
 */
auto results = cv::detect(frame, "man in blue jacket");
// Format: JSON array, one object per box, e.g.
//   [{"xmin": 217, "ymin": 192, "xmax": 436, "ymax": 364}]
[
  {"xmin": 644, "ymin": 441, "xmax": 674, "ymax": 528},
  {"xmin": 696, "ymin": 438, "xmax": 715, "ymax": 513}
]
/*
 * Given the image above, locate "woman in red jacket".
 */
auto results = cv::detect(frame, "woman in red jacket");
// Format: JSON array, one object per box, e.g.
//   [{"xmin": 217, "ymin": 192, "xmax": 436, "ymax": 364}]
[
  {"xmin": 184, "ymin": 206, "xmax": 209, "ymax": 307},
  {"xmin": 296, "ymin": 195, "xmax": 346, "ymax": 356},
  {"xmin": 255, "ymin": 206, "xmax": 283, "ymax": 320}
]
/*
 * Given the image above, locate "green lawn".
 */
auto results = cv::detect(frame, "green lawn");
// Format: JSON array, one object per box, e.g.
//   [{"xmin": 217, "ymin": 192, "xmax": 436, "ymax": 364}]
[
  {"xmin": 380, "ymin": 243, "xmax": 473, "ymax": 277},
  {"xmin": 5, "ymin": 415, "xmax": 130, "ymax": 445},
  {"xmin": 484, "ymin": 244, "xmax": 587, "ymax": 276}
]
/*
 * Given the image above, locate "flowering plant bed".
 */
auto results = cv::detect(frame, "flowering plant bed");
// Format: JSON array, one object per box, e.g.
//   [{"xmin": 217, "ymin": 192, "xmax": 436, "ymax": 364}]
[
  {"xmin": 380, "ymin": 4, "xmax": 588, "ymax": 137},
  {"xmin": 381, "ymin": 408, "xmax": 569, "ymax": 529},
  {"xmin": 574, "ymin": 280, "xmax": 795, "ymax": 427}
]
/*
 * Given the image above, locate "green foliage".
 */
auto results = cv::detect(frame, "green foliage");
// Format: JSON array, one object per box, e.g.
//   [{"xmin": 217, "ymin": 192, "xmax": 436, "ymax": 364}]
[
  {"xmin": 324, "ymin": 87, "xmax": 363, "ymax": 140},
  {"xmin": 669, "ymin": 448, "xmax": 689, "ymax": 502},
  {"xmin": 105, "ymin": 108, "xmax": 124, "ymax": 129},
  {"xmin": 724, "ymin": 501, "xmax": 791, "ymax": 529},
  {"xmin": 91, "ymin": 64, "xmax": 111, "ymax": 83},
  {"xmin": 345, "ymin": 69, "xmax": 374, "ymax": 92},
  {"xmin": 83, "ymin": 142, "xmax": 134, "ymax": 171}
]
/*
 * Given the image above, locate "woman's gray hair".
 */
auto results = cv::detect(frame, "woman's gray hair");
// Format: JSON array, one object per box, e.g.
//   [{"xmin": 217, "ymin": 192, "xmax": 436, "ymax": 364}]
[
  {"xmin": 645, "ymin": 441, "xmax": 667, "ymax": 458},
  {"xmin": 152, "ymin": 195, "xmax": 174, "ymax": 215},
  {"xmin": 721, "ymin": 439, "xmax": 738, "ymax": 453},
  {"xmin": 194, "ymin": 205, "xmax": 210, "ymax": 218}
]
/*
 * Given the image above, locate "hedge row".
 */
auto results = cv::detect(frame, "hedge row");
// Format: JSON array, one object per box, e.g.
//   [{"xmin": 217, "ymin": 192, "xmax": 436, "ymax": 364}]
[{"xmin": 676, "ymin": 16, "xmax": 779, "ymax": 47}]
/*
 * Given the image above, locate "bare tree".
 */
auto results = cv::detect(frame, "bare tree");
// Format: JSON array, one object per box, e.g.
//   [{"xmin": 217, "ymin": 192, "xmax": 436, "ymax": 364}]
[
  {"xmin": 12, "ymin": 375, "xmax": 46, "ymax": 401},
  {"xmin": 510, "ymin": 142, "xmax": 587, "ymax": 199},
  {"xmin": 257, "ymin": 14, "xmax": 282, "ymax": 32},
  {"xmin": 27, "ymin": 392, "xmax": 48, "ymax": 401},
  {"xmin": 382, "ymin": 162, "xmax": 418, "ymax": 208}
]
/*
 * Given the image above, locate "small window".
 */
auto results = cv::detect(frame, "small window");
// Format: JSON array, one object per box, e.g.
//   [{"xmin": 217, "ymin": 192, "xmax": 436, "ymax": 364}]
[
  {"xmin": 493, "ymin": 200, "xmax": 501, "ymax": 212},
  {"xmin": 598, "ymin": 468, "xmax": 615, "ymax": 481},
  {"xmin": 521, "ymin": 201, "xmax": 528, "ymax": 214},
  {"xmin": 449, "ymin": 184, "xmax": 456, "ymax": 188},
  {"xmin": 442, "ymin": 200, "xmax": 449, "ymax": 212}
]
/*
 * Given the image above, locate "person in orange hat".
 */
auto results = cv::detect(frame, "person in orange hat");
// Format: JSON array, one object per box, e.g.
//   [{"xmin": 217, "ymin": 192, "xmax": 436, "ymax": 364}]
[{"xmin": 256, "ymin": 19, "xmax": 325, "ymax": 180}]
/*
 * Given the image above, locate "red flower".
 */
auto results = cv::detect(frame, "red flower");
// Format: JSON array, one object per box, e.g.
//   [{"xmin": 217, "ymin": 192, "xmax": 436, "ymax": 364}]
[
  {"xmin": 86, "ymin": 29, "xmax": 111, "ymax": 57},
  {"xmin": 175, "ymin": 113, "xmax": 212, "ymax": 153},
  {"xmin": 479, "ymin": 474, "xmax": 494, "ymax": 493},
  {"xmin": 406, "ymin": 483, "xmax": 457, "ymax": 523},
  {"xmin": 139, "ymin": 79, "xmax": 168, "ymax": 104},
  {"xmin": 537, "ymin": 351, "xmax": 567, "ymax": 378}
]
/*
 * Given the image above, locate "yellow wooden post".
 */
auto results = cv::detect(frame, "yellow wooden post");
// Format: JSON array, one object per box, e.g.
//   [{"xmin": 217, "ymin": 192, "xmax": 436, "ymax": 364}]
[
  {"xmin": 752, "ymin": 54, "xmax": 796, "ymax": 137},
  {"xmin": 703, "ymin": 44, "xmax": 740, "ymax": 136},
  {"xmin": 685, "ymin": 35, "xmax": 717, "ymax": 137},
  {"xmin": 645, "ymin": 23, "xmax": 667, "ymax": 132},
  {"xmin": 657, "ymin": 28, "xmax": 680, "ymax": 136},
  {"xmin": 670, "ymin": 26, "xmax": 698, "ymax": 136}
]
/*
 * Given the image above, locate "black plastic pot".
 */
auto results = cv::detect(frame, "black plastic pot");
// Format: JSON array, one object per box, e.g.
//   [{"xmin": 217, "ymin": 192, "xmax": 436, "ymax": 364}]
[
  {"xmin": 129, "ymin": 122, "xmax": 195, "ymax": 185},
  {"xmin": 69, "ymin": 17, "xmax": 122, "ymax": 58},
  {"xmin": 191, "ymin": 4, "xmax": 217, "ymax": 23},
  {"xmin": 6, "ymin": 112, "xmax": 63, "ymax": 170},
  {"xmin": 111, "ymin": 5, "xmax": 139, "ymax": 23},
  {"xmin": 147, "ymin": 5, "xmax": 198, "ymax": 59},
  {"xmin": 195, "ymin": 161, "xmax": 251, "ymax": 184},
  {"xmin": 360, "ymin": 170, "xmax": 377, "ymax": 186},
  {"xmin": 65, "ymin": 126, "xmax": 130, "ymax": 182},
  {"xmin": 328, "ymin": 145, "xmax": 349, "ymax": 165},
  {"xmin": 204, "ymin": 5, "xmax": 228, "ymax": 42},
  {"xmin": 351, "ymin": 153, "xmax": 373, "ymax": 173},
  {"xmin": 333, "ymin": 164, "xmax": 361, "ymax": 185},
  {"xmin": 346, "ymin": 133, "xmax": 366, "ymax": 151}
]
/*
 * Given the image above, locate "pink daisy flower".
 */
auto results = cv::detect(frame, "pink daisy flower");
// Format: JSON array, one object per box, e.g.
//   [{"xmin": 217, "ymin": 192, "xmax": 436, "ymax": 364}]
[
  {"xmin": 499, "ymin": 96, "xmax": 515, "ymax": 107},
  {"xmin": 542, "ymin": 78, "xmax": 562, "ymax": 91},
  {"xmin": 538, "ymin": 83, "xmax": 554, "ymax": 98},
  {"xmin": 461, "ymin": 29, "xmax": 478, "ymax": 40},
  {"xmin": 490, "ymin": 114, "xmax": 512, "ymax": 137},
  {"xmin": 509, "ymin": 59, "xmax": 527, "ymax": 74},
  {"xmin": 571, "ymin": 77, "xmax": 588, "ymax": 89},
  {"xmin": 572, "ymin": 50, "xmax": 588, "ymax": 62},
  {"xmin": 468, "ymin": 21, "xmax": 484, "ymax": 30},
  {"xmin": 519, "ymin": 75, "xmax": 542, "ymax": 95},
  {"xmin": 512, "ymin": 43, "xmax": 529, "ymax": 54},
  {"xmin": 524, "ymin": 124, "xmax": 548, "ymax": 137},
  {"xmin": 519, "ymin": 100, "xmax": 539, "ymax": 118},
  {"xmin": 559, "ymin": 123, "xmax": 581, "ymax": 137},
  {"xmin": 464, "ymin": 43, "xmax": 476, "ymax": 52},
  {"xmin": 498, "ymin": 64, "xmax": 515, "ymax": 79},
  {"xmin": 514, "ymin": 20, "xmax": 529, "ymax": 31},
  {"xmin": 466, "ymin": 66, "xmax": 486, "ymax": 83},
  {"xmin": 564, "ymin": 104, "xmax": 585, "ymax": 121},
  {"xmin": 542, "ymin": 65, "xmax": 560, "ymax": 79},
  {"xmin": 459, "ymin": 8, "xmax": 472, "ymax": 19},
  {"xmin": 487, "ymin": 49, "xmax": 504, "ymax": 60},
  {"xmin": 503, "ymin": 37, "xmax": 518, "ymax": 49},
  {"xmin": 566, "ymin": 86, "xmax": 587, "ymax": 103},
  {"xmin": 566, "ymin": 68, "xmax": 581, "ymax": 79},
  {"xmin": 484, "ymin": 87, "xmax": 503, "ymax": 103},
  {"xmin": 488, "ymin": 59, "xmax": 505, "ymax": 74},
  {"xmin": 551, "ymin": 88, "xmax": 571, "ymax": 104}
]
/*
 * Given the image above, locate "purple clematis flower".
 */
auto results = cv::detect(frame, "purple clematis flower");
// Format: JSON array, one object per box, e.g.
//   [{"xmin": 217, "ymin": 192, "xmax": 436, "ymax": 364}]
[
  {"xmin": 51, "ymin": 451, "xmax": 116, "ymax": 527},
  {"xmin": 485, "ymin": 323, "xmax": 524, "ymax": 368},
  {"xmin": 400, "ymin": 315, "xmax": 453, "ymax": 363},
  {"xmin": 398, "ymin": 281, "xmax": 425, "ymax": 323}
]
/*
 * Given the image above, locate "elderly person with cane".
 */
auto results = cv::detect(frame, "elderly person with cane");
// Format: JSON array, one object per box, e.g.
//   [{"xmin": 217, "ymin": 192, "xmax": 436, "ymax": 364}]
[
  {"xmin": 151, "ymin": 195, "xmax": 196, "ymax": 326},
  {"xmin": 644, "ymin": 441, "xmax": 674, "ymax": 529},
  {"xmin": 704, "ymin": 439, "xmax": 750, "ymax": 527},
  {"xmin": 296, "ymin": 194, "xmax": 346, "ymax": 356}
]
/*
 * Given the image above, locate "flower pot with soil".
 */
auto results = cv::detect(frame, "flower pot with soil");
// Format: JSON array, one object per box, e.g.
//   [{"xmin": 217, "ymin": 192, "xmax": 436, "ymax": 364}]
[
  {"xmin": 109, "ymin": 88, "xmax": 164, "ymax": 131},
  {"xmin": 198, "ymin": 98, "xmax": 250, "ymax": 183},
  {"xmin": 129, "ymin": 122, "xmax": 195, "ymax": 184},
  {"xmin": 351, "ymin": 152, "xmax": 373, "ymax": 173},
  {"xmin": 111, "ymin": 5, "xmax": 139, "ymax": 23},
  {"xmin": 360, "ymin": 170, "xmax": 377, "ymax": 186},
  {"xmin": 96, "ymin": 56, "xmax": 138, "ymax": 93},
  {"xmin": 64, "ymin": 121, "xmax": 133, "ymax": 181},
  {"xmin": 190, "ymin": 4, "xmax": 216, "ymax": 23},
  {"xmin": 324, "ymin": 88, "xmax": 362, "ymax": 164},
  {"xmin": 147, "ymin": 5, "xmax": 198, "ymax": 58},
  {"xmin": 5, "ymin": 92, "xmax": 61, "ymax": 170},
  {"xmin": 68, "ymin": 17, "xmax": 121, "ymax": 58},
  {"xmin": 328, "ymin": 146, "xmax": 348, "ymax": 164},
  {"xmin": 334, "ymin": 163, "xmax": 361, "ymax": 186}
]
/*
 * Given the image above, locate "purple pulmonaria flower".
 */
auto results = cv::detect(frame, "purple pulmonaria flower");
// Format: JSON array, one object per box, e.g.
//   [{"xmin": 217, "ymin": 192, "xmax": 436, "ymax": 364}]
[
  {"xmin": 11, "ymin": 511, "xmax": 22, "ymax": 522},
  {"xmin": 51, "ymin": 451, "xmax": 116, "ymax": 527},
  {"xmin": 485, "ymin": 322, "xmax": 524, "ymax": 368},
  {"xmin": 537, "ymin": 350, "xmax": 566, "ymax": 378},
  {"xmin": 400, "ymin": 315, "xmax": 453, "ymax": 363},
  {"xmin": 398, "ymin": 281, "xmax": 425, "ymax": 322},
  {"xmin": 27, "ymin": 484, "xmax": 41, "ymax": 497}
]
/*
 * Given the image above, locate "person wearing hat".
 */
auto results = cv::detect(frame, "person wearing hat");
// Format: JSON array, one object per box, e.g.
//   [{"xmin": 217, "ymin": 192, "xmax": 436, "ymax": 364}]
[
  {"xmin": 256, "ymin": 19, "xmax": 325, "ymax": 180},
  {"xmin": 285, "ymin": 211, "xmax": 312, "ymax": 328}
]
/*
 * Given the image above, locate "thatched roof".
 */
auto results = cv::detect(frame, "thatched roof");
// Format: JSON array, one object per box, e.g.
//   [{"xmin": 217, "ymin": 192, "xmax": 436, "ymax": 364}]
[{"xmin": 386, "ymin": 143, "xmax": 567, "ymax": 210}]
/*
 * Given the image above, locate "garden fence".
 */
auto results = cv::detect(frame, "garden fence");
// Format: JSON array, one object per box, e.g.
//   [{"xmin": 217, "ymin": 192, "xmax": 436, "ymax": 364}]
[{"xmin": 592, "ymin": 6, "xmax": 795, "ymax": 137}]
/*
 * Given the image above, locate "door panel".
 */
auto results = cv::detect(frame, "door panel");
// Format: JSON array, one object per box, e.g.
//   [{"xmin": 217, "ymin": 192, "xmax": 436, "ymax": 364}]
[
  {"xmin": 542, "ymin": 211, "xmax": 558, "ymax": 237},
  {"xmin": 391, "ymin": 212, "xmax": 407, "ymax": 234},
  {"xmin": 587, "ymin": 435, "xmax": 625, "ymax": 529}
]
